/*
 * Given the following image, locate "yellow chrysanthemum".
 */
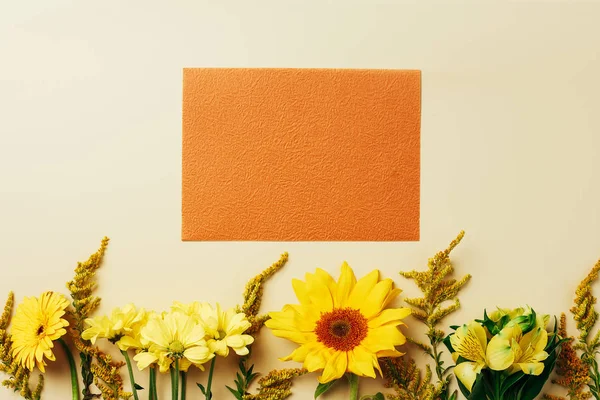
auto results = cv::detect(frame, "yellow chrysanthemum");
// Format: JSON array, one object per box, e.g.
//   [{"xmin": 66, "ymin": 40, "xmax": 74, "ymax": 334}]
[
  {"xmin": 133, "ymin": 311, "xmax": 213, "ymax": 373},
  {"xmin": 265, "ymin": 262, "xmax": 411, "ymax": 383},
  {"xmin": 171, "ymin": 301, "xmax": 254, "ymax": 357},
  {"xmin": 202, "ymin": 303, "xmax": 254, "ymax": 357},
  {"xmin": 82, "ymin": 304, "xmax": 147, "ymax": 351},
  {"xmin": 11, "ymin": 291, "xmax": 70, "ymax": 372}
]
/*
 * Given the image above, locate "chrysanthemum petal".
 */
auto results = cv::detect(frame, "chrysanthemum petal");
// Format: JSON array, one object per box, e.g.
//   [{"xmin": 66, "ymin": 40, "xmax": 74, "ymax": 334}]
[{"xmin": 134, "ymin": 351, "xmax": 159, "ymax": 371}]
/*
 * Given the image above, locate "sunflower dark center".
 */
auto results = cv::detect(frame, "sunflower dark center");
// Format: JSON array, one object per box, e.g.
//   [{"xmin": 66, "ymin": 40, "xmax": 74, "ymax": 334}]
[{"xmin": 315, "ymin": 308, "xmax": 368, "ymax": 351}]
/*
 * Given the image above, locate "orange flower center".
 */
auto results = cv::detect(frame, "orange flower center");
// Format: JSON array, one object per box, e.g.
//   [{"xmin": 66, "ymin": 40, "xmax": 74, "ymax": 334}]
[{"xmin": 315, "ymin": 308, "xmax": 368, "ymax": 351}]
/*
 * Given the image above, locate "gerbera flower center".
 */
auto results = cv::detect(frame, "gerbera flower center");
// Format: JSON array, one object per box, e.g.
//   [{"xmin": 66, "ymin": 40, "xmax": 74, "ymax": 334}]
[{"xmin": 315, "ymin": 308, "xmax": 368, "ymax": 351}]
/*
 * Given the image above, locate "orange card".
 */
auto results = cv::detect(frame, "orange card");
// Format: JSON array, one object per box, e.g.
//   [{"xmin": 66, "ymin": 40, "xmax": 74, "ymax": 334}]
[{"xmin": 182, "ymin": 68, "xmax": 420, "ymax": 241}]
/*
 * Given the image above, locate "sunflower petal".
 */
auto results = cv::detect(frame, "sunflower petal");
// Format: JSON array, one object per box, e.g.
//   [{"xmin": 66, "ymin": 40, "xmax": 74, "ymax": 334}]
[{"xmin": 318, "ymin": 351, "xmax": 347, "ymax": 383}]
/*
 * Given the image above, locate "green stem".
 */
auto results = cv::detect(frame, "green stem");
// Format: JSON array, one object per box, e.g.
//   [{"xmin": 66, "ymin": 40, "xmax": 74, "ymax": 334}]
[
  {"xmin": 494, "ymin": 371, "xmax": 502, "ymax": 400},
  {"xmin": 58, "ymin": 338, "xmax": 80, "ymax": 400},
  {"xmin": 348, "ymin": 373, "xmax": 359, "ymax": 400},
  {"xmin": 180, "ymin": 371, "xmax": 187, "ymax": 400},
  {"xmin": 174, "ymin": 359, "xmax": 181, "ymax": 400},
  {"xmin": 170, "ymin": 365, "xmax": 176, "ymax": 400},
  {"xmin": 121, "ymin": 350, "xmax": 140, "ymax": 400},
  {"xmin": 148, "ymin": 367, "xmax": 156, "ymax": 400},
  {"xmin": 205, "ymin": 357, "xmax": 216, "ymax": 400}
]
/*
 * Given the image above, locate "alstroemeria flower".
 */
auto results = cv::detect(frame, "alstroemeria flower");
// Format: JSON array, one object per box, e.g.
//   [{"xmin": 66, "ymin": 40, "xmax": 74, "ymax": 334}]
[
  {"xmin": 450, "ymin": 322, "xmax": 514, "ymax": 390},
  {"xmin": 487, "ymin": 322, "xmax": 548, "ymax": 376}
]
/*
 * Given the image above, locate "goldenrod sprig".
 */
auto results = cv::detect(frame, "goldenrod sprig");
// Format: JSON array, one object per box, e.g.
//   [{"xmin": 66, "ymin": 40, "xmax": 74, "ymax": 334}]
[
  {"xmin": 399, "ymin": 231, "xmax": 470, "ymax": 400},
  {"xmin": 66, "ymin": 238, "xmax": 131, "ymax": 400},
  {"xmin": 544, "ymin": 313, "xmax": 592, "ymax": 400},
  {"xmin": 566, "ymin": 259, "xmax": 600, "ymax": 400},
  {"xmin": 382, "ymin": 357, "xmax": 439, "ymax": 400},
  {"xmin": 242, "ymin": 368, "xmax": 307, "ymax": 400},
  {"xmin": 239, "ymin": 252, "xmax": 289, "ymax": 336}
]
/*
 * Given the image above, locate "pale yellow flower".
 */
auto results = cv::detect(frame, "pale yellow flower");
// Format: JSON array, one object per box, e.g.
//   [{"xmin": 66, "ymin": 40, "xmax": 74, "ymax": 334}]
[
  {"xmin": 133, "ymin": 311, "xmax": 213, "ymax": 373},
  {"xmin": 82, "ymin": 304, "xmax": 146, "ymax": 351},
  {"xmin": 171, "ymin": 301, "xmax": 254, "ymax": 357},
  {"xmin": 266, "ymin": 263, "xmax": 411, "ymax": 383},
  {"xmin": 198, "ymin": 303, "xmax": 254, "ymax": 357},
  {"xmin": 11, "ymin": 291, "xmax": 70, "ymax": 372}
]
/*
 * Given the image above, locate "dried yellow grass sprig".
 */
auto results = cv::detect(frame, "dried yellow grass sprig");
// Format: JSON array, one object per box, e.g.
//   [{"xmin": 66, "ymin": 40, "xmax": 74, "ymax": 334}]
[
  {"xmin": 242, "ymin": 368, "xmax": 307, "ymax": 400},
  {"xmin": 0, "ymin": 292, "xmax": 44, "ymax": 400},
  {"xmin": 398, "ymin": 231, "xmax": 470, "ymax": 400},
  {"xmin": 546, "ymin": 258, "xmax": 600, "ymax": 400},
  {"xmin": 544, "ymin": 314, "xmax": 591, "ymax": 400},
  {"xmin": 66, "ymin": 237, "xmax": 131, "ymax": 400},
  {"xmin": 382, "ymin": 357, "xmax": 439, "ymax": 400},
  {"xmin": 239, "ymin": 252, "xmax": 289, "ymax": 336}
]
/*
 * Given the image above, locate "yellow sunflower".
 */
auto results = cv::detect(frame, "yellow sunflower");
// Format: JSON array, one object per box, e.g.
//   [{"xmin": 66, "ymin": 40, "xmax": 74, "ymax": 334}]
[
  {"xmin": 265, "ymin": 262, "xmax": 411, "ymax": 383},
  {"xmin": 11, "ymin": 291, "xmax": 70, "ymax": 372}
]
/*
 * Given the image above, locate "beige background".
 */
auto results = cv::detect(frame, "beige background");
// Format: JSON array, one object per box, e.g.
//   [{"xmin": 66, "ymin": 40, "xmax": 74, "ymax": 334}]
[{"xmin": 1, "ymin": 1, "xmax": 599, "ymax": 399}]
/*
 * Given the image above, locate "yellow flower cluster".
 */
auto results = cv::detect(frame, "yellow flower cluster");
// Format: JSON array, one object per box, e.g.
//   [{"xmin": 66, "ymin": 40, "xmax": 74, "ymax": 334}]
[{"xmin": 82, "ymin": 301, "xmax": 254, "ymax": 373}]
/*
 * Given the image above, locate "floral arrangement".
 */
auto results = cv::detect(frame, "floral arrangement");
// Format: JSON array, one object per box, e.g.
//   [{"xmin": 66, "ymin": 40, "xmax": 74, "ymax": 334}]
[
  {"xmin": 446, "ymin": 307, "xmax": 563, "ymax": 400},
  {"xmin": 0, "ymin": 234, "xmax": 599, "ymax": 400}
]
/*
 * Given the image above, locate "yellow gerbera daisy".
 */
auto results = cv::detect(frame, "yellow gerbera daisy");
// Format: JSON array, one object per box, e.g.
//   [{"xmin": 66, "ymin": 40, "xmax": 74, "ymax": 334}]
[
  {"xmin": 11, "ymin": 291, "xmax": 70, "ymax": 372},
  {"xmin": 265, "ymin": 262, "xmax": 411, "ymax": 383}
]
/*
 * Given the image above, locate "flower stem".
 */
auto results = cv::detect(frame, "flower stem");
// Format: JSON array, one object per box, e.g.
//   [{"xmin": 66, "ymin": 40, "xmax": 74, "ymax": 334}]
[
  {"xmin": 149, "ymin": 366, "xmax": 157, "ymax": 400},
  {"xmin": 180, "ymin": 371, "xmax": 187, "ymax": 400},
  {"xmin": 148, "ymin": 367, "xmax": 156, "ymax": 400},
  {"xmin": 58, "ymin": 338, "xmax": 80, "ymax": 400},
  {"xmin": 348, "ymin": 373, "xmax": 359, "ymax": 400},
  {"xmin": 205, "ymin": 357, "xmax": 217, "ymax": 400},
  {"xmin": 121, "ymin": 350, "xmax": 140, "ymax": 400},
  {"xmin": 171, "ymin": 359, "xmax": 180, "ymax": 400}
]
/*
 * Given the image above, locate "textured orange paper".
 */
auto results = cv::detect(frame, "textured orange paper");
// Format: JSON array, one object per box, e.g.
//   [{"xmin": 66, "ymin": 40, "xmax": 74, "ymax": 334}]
[{"xmin": 182, "ymin": 68, "xmax": 420, "ymax": 241}]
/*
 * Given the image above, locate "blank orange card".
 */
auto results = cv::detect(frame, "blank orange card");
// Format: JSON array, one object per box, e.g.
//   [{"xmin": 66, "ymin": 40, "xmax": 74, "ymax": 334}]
[{"xmin": 182, "ymin": 68, "xmax": 421, "ymax": 241}]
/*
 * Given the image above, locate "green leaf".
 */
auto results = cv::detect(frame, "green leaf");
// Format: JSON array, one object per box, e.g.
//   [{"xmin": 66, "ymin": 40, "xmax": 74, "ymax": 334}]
[
  {"xmin": 314, "ymin": 379, "xmax": 339, "ymax": 398},
  {"xmin": 226, "ymin": 385, "xmax": 244, "ymax": 400},
  {"xmin": 462, "ymin": 371, "xmax": 486, "ymax": 400},
  {"xmin": 500, "ymin": 370, "xmax": 525, "ymax": 396},
  {"xmin": 197, "ymin": 383, "xmax": 206, "ymax": 395},
  {"xmin": 373, "ymin": 393, "xmax": 385, "ymax": 400},
  {"xmin": 134, "ymin": 383, "xmax": 144, "ymax": 390}
]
